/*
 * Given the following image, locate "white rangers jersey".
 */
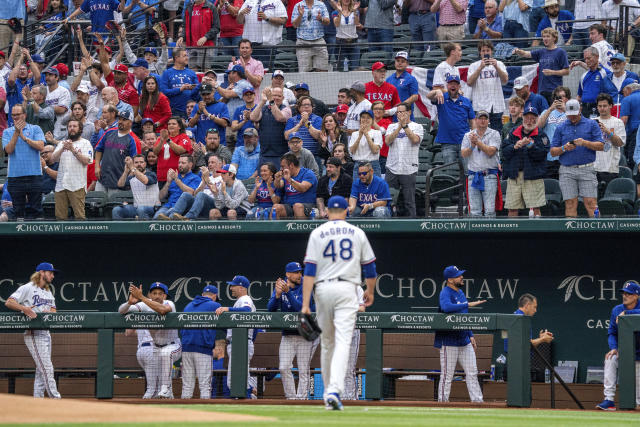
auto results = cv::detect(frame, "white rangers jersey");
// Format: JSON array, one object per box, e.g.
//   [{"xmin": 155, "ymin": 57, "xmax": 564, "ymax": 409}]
[
  {"xmin": 226, "ymin": 295, "xmax": 256, "ymax": 341},
  {"xmin": 9, "ymin": 282, "xmax": 56, "ymax": 313},
  {"xmin": 304, "ymin": 219, "xmax": 376, "ymax": 285},
  {"xmin": 126, "ymin": 300, "xmax": 179, "ymax": 346}
]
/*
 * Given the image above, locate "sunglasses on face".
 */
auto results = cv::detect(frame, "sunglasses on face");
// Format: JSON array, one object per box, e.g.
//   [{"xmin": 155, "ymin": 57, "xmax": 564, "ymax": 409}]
[{"xmin": 358, "ymin": 171, "xmax": 369, "ymax": 176}]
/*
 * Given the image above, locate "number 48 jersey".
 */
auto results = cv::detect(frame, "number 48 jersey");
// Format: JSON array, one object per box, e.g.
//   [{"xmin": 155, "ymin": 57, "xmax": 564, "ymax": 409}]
[{"xmin": 304, "ymin": 219, "xmax": 376, "ymax": 285}]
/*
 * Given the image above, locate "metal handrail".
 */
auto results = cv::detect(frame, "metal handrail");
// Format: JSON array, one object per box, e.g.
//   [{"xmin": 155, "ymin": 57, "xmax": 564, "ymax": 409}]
[{"xmin": 424, "ymin": 159, "xmax": 466, "ymax": 218}]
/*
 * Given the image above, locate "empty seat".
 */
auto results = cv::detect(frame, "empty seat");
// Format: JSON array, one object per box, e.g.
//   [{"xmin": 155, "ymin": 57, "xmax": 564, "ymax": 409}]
[
  {"xmin": 541, "ymin": 178, "xmax": 563, "ymax": 216},
  {"xmin": 618, "ymin": 166, "xmax": 632, "ymax": 179},
  {"xmin": 85, "ymin": 191, "xmax": 109, "ymax": 219},
  {"xmin": 599, "ymin": 177, "xmax": 636, "ymax": 216}
]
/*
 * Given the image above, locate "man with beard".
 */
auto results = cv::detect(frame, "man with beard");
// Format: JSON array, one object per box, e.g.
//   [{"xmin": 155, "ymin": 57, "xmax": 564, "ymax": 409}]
[
  {"xmin": 6, "ymin": 48, "xmax": 41, "ymax": 127},
  {"xmin": 386, "ymin": 52, "xmax": 420, "ymax": 118},
  {"xmin": 268, "ymin": 261, "xmax": 318, "ymax": 400},
  {"xmin": 154, "ymin": 154, "xmax": 201, "ymax": 219},
  {"xmin": 104, "ymin": 63, "xmax": 140, "ymax": 117},
  {"xmin": 50, "ymin": 119, "xmax": 93, "ymax": 220},
  {"xmin": 435, "ymin": 266, "xmax": 486, "ymax": 403},
  {"xmin": 316, "ymin": 157, "xmax": 352, "ymax": 218},
  {"xmin": 501, "ymin": 106, "xmax": 549, "ymax": 217},
  {"xmin": 188, "ymin": 84, "xmax": 230, "ymax": 146},
  {"xmin": 348, "ymin": 162, "xmax": 391, "ymax": 218},
  {"xmin": 205, "ymin": 130, "xmax": 232, "ymax": 166},
  {"xmin": 43, "ymin": 67, "xmax": 71, "ymax": 141},
  {"xmin": 231, "ymin": 128, "xmax": 261, "ymax": 180},
  {"xmin": 23, "ymin": 85, "xmax": 55, "ymax": 136},
  {"xmin": 94, "ymin": 110, "xmax": 139, "ymax": 195},
  {"xmin": 533, "ymin": 0, "xmax": 573, "ymax": 46}
]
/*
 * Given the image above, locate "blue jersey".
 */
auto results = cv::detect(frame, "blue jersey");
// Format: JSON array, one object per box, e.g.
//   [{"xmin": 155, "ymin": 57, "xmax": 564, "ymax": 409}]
[
  {"xmin": 282, "ymin": 167, "xmax": 317, "ymax": 204},
  {"xmin": 523, "ymin": 93, "xmax": 549, "ymax": 114},
  {"xmin": 254, "ymin": 180, "xmax": 277, "ymax": 208},
  {"xmin": 267, "ymin": 279, "xmax": 316, "ymax": 336},
  {"xmin": 578, "ymin": 67, "xmax": 611, "ymax": 104},
  {"xmin": 232, "ymin": 104, "xmax": 258, "ymax": 147},
  {"xmin": 350, "ymin": 175, "xmax": 391, "ymax": 208},
  {"xmin": 434, "ymin": 286, "xmax": 473, "ymax": 348},
  {"xmin": 435, "ymin": 93, "xmax": 475, "ymax": 145},
  {"xmin": 160, "ymin": 67, "xmax": 200, "ymax": 114},
  {"xmin": 620, "ymin": 90, "xmax": 640, "ymax": 132},
  {"xmin": 503, "ymin": 308, "xmax": 534, "ymax": 353},
  {"xmin": 285, "ymin": 114, "xmax": 323, "ymax": 154},
  {"xmin": 189, "ymin": 101, "xmax": 230, "ymax": 145},
  {"xmin": 80, "ymin": 0, "xmax": 121, "ymax": 34},
  {"xmin": 550, "ymin": 116, "xmax": 603, "ymax": 166},
  {"xmin": 180, "ymin": 295, "xmax": 222, "ymax": 355},
  {"xmin": 607, "ymin": 301, "xmax": 640, "ymax": 360},
  {"xmin": 386, "ymin": 71, "xmax": 419, "ymax": 117},
  {"xmin": 164, "ymin": 171, "xmax": 201, "ymax": 207},
  {"xmin": 6, "ymin": 77, "xmax": 34, "ymax": 127}
]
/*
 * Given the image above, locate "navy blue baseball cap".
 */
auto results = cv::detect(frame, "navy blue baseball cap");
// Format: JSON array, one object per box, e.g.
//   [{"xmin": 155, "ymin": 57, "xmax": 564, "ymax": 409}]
[
  {"xmin": 288, "ymin": 132, "xmax": 303, "ymax": 141},
  {"xmin": 43, "ymin": 66, "xmax": 59, "ymax": 77},
  {"xmin": 360, "ymin": 109, "xmax": 374, "ymax": 118},
  {"xmin": 327, "ymin": 195, "xmax": 348, "ymax": 210},
  {"xmin": 229, "ymin": 64, "xmax": 245, "ymax": 75},
  {"xmin": 31, "ymin": 54, "xmax": 45, "ymax": 64},
  {"xmin": 141, "ymin": 118, "xmax": 154, "ymax": 126},
  {"xmin": 203, "ymin": 285, "xmax": 218, "ymax": 295},
  {"xmin": 36, "ymin": 262, "xmax": 59, "ymax": 272},
  {"xmin": 132, "ymin": 58, "xmax": 148, "ymax": 69},
  {"xmin": 144, "ymin": 47, "xmax": 158, "ymax": 57},
  {"xmin": 118, "ymin": 109, "xmax": 133, "ymax": 121},
  {"xmin": 227, "ymin": 275, "xmax": 250, "ymax": 288},
  {"xmin": 620, "ymin": 280, "xmax": 640, "ymax": 295},
  {"xmin": 443, "ymin": 265, "xmax": 465, "ymax": 279},
  {"xmin": 150, "ymin": 282, "xmax": 169, "ymax": 294},
  {"xmin": 446, "ymin": 74, "xmax": 460, "ymax": 83},
  {"xmin": 295, "ymin": 82, "xmax": 309, "ymax": 91},
  {"xmin": 286, "ymin": 262, "xmax": 303, "ymax": 273},
  {"xmin": 523, "ymin": 106, "xmax": 539, "ymax": 116}
]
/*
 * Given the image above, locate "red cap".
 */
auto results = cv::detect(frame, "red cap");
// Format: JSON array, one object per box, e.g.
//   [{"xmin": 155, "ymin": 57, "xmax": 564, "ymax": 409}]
[
  {"xmin": 54, "ymin": 63, "xmax": 69, "ymax": 77},
  {"xmin": 104, "ymin": 45, "xmax": 112, "ymax": 55},
  {"xmin": 114, "ymin": 63, "xmax": 128, "ymax": 73},
  {"xmin": 371, "ymin": 61, "xmax": 386, "ymax": 71},
  {"xmin": 336, "ymin": 104, "xmax": 349, "ymax": 113},
  {"xmin": 0, "ymin": 51, "xmax": 5, "ymax": 58}
]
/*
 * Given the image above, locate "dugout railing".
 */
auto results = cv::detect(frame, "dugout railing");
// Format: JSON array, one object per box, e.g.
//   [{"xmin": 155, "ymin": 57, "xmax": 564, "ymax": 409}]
[
  {"xmin": 0, "ymin": 312, "xmax": 532, "ymax": 406},
  {"xmin": 616, "ymin": 314, "xmax": 640, "ymax": 410}
]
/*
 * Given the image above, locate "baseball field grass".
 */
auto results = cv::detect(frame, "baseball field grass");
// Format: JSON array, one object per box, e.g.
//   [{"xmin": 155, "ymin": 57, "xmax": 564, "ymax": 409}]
[{"xmin": 4, "ymin": 404, "xmax": 640, "ymax": 426}]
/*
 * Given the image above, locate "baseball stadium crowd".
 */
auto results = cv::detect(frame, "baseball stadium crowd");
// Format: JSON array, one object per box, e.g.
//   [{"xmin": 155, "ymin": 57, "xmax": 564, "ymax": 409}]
[{"xmin": 1, "ymin": 0, "xmax": 640, "ymax": 220}]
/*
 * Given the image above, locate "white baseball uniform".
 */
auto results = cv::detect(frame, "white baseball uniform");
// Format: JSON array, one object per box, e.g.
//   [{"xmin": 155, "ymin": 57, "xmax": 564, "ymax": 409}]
[
  {"xmin": 135, "ymin": 329, "xmax": 157, "ymax": 399},
  {"xmin": 8, "ymin": 282, "xmax": 61, "ymax": 399},
  {"xmin": 226, "ymin": 295, "xmax": 257, "ymax": 392},
  {"xmin": 304, "ymin": 219, "xmax": 376, "ymax": 400},
  {"xmin": 603, "ymin": 355, "xmax": 640, "ymax": 404},
  {"xmin": 344, "ymin": 286, "xmax": 365, "ymax": 400},
  {"xmin": 122, "ymin": 301, "xmax": 181, "ymax": 398}
]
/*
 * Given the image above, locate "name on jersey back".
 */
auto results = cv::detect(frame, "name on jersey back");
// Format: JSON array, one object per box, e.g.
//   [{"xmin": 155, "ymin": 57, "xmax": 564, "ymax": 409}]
[{"xmin": 318, "ymin": 226, "xmax": 355, "ymax": 240}]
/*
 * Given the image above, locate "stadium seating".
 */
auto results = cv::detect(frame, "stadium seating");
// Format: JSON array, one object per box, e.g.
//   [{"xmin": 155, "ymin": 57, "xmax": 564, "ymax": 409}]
[
  {"xmin": 618, "ymin": 166, "xmax": 632, "ymax": 179},
  {"xmin": 542, "ymin": 179, "xmax": 563, "ymax": 217},
  {"xmin": 598, "ymin": 177, "xmax": 636, "ymax": 216},
  {"xmin": 85, "ymin": 191, "xmax": 109, "ymax": 219}
]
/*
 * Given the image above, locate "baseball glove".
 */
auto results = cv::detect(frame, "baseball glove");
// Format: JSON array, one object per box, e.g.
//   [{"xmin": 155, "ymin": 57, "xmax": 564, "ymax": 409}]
[{"xmin": 298, "ymin": 312, "xmax": 322, "ymax": 341}]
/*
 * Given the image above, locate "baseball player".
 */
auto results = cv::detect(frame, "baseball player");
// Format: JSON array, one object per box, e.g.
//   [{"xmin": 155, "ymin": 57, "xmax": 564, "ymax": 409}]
[
  {"xmin": 267, "ymin": 261, "xmax": 318, "ymax": 400},
  {"xmin": 301, "ymin": 195, "xmax": 376, "ymax": 410},
  {"xmin": 435, "ymin": 266, "xmax": 486, "ymax": 403},
  {"xmin": 5, "ymin": 262, "xmax": 62, "ymax": 399},
  {"xmin": 344, "ymin": 285, "xmax": 365, "ymax": 400},
  {"xmin": 180, "ymin": 285, "xmax": 224, "ymax": 399},
  {"xmin": 123, "ymin": 326, "xmax": 158, "ymax": 399},
  {"xmin": 596, "ymin": 280, "xmax": 640, "ymax": 411},
  {"xmin": 215, "ymin": 275, "xmax": 257, "ymax": 398},
  {"xmin": 119, "ymin": 282, "xmax": 182, "ymax": 399}
]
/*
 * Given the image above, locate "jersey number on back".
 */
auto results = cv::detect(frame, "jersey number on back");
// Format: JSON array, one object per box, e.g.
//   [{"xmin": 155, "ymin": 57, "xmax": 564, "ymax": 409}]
[{"xmin": 322, "ymin": 239, "xmax": 353, "ymax": 262}]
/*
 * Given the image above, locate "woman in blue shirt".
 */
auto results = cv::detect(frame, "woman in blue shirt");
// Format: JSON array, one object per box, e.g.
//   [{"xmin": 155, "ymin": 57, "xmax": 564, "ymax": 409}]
[{"xmin": 247, "ymin": 162, "xmax": 281, "ymax": 218}]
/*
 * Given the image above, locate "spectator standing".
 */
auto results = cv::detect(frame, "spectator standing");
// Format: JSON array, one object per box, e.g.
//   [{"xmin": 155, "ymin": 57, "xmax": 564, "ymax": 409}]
[
  {"xmin": 467, "ymin": 40, "xmax": 508, "ymax": 131},
  {"xmin": 112, "ymin": 154, "xmax": 159, "ymax": 219},
  {"xmin": 153, "ymin": 117, "xmax": 193, "ymax": 187},
  {"xmin": 572, "ymin": 47, "xmax": 611, "ymax": 118},
  {"xmin": 348, "ymin": 110, "xmax": 384, "ymax": 179},
  {"xmin": 218, "ymin": 0, "xmax": 245, "ymax": 56},
  {"xmin": 103, "ymin": 62, "xmax": 139, "ymax": 118},
  {"xmin": 513, "ymin": 76, "xmax": 549, "ymax": 114},
  {"xmin": 292, "ymin": 0, "xmax": 331, "ymax": 72},
  {"xmin": 159, "ymin": 48, "xmax": 200, "ymax": 119},
  {"xmin": 473, "ymin": 0, "xmax": 503, "ymax": 40},
  {"xmin": 345, "ymin": 81, "xmax": 372, "ymax": 135},
  {"xmin": 589, "ymin": 24, "xmax": 616, "ymax": 71},
  {"xmin": 385, "ymin": 103, "xmax": 423, "ymax": 217},
  {"xmin": 364, "ymin": 0, "xmax": 396, "ymax": 52},
  {"xmin": 231, "ymin": 128, "xmax": 261, "ymax": 179},
  {"xmin": 269, "ymin": 70, "xmax": 297, "ymax": 106},
  {"xmin": 332, "ymin": 142, "xmax": 354, "ymax": 177},
  {"xmin": 188, "ymin": 84, "xmax": 231, "ymax": 147},
  {"xmin": 65, "ymin": 0, "xmax": 123, "ymax": 36},
  {"xmin": 227, "ymin": 40, "xmax": 265, "ymax": 97},
  {"xmin": 57, "ymin": 102, "xmax": 96, "ymax": 142},
  {"xmin": 537, "ymin": 86, "xmax": 570, "ymax": 180},
  {"xmin": 215, "ymin": 65, "xmax": 254, "ymax": 117},
  {"xmin": 621, "ymin": 83, "xmax": 640, "ymax": 165},
  {"xmin": 285, "ymin": 0, "xmax": 303, "ymax": 42},
  {"xmin": 348, "ymin": 162, "xmax": 392, "ymax": 217},
  {"xmin": 427, "ymin": 75, "xmax": 476, "ymax": 165},
  {"xmin": 177, "ymin": 0, "xmax": 220, "ymax": 70},
  {"xmin": 461, "ymin": 110, "xmax": 502, "ymax": 217},
  {"xmin": 431, "ymin": 0, "xmax": 468, "ymax": 41},
  {"xmin": 502, "ymin": 96, "xmax": 524, "ymax": 146},
  {"xmin": 404, "ymin": 0, "xmax": 436, "ymax": 50},
  {"xmin": 365, "ymin": 62, "xmax": 401, "ymax": 117},
  {"xmin": 386, "ymin": 51, "xmax": 420, "ymax": 118},
  {"xmin": 204, "ymin": 129, "xmax": 233, "ymax": 165},
  {"xmin": 549, "ymin": 99, "xmax": 605, "ymax": 217},
  {"xmin": 42, "ymin": 67, "xmax": 71, "ymax": 142},
  {"xmin": 284, "ymin": 95, "xmax": 324, "ymax": 168},
  {"xmin": 286, "ymin": 133, "xmax": 320, "ymax": 177},
  {"xmin": 237, "ymin": 0, "xmax": 288, "ymax": 63},
  {"xmin": 273, "ymin": 153, "xmax": 318, "ymax": 218},
  {"xmin": 2, "ymin": 105, "xmax": 46, "ymax": 219},
  {"xmin": 210, "ymin": 164, "xmax": 252, "ymax": 219},
  {"xmin": 594, "ymin": 93, "xmax": 626, "ymax": 197},
  {"xmin": 572, "ymin": 0, "xmax": 604, "ymax": 48},
  {"xmin": 318, "ymin": 114, "xmax": 348, "ymax": 164},
  {"xmin": 231, "ymin": 88, "xmax": 258, "ymax": 148},
  {"xmin": 316, "ymin": 157, "xmax": 352, "ymax": 218},
  {"xmin": 514, "ymin": 28, "xmax": 569, "ymax": 105},
  {"xmin": 433, "ymin": 43, "xmax": 462, "ymax": 90},
  {"xmin": 332, "ymin": 0, "xmax": 361, "ymax": 69},
  {"xmin": 468, "ymin": 0, "xmax": 486, "ymax": 35},
  {"xmin": 6, "ymin": 50, "xmax": 41, "ymax": 127},
  {"xmin": 371, "ymin": 101, "xmax": 393, "ymax": 173},
  {"xmin": 137, "ymin": 75, "xmax": 172, "ymax": 131},
  {"xmin": 533, "ymin": 0, "xmax": 573, "ymax": 46},
  {"xmin": 294, "ymin": 83, "xmax": 330, "ymax": 118},
  {"xmin": 251, "ymin": 87, "xmax": 292, "ymax": 166},
  {"xmin": 498, "ymin": 0, "xmax": 532, "ymax": 48},
  {"xmin": 154, "ymin": 154, "xmax": 201, "ymax": 219},
  {"xmin": 603, "ymin": 53, "xmax": 639, "ymax": 113},
  {"xmin": 501, "ymin": 106, "xmax": 549, "ymax": 217},
  {"xmin": 51, "ymin": 120, "xmax": 93, "ymax": 220},
  {"xmin": 40, "ymin": 145, "xmax": 59, "ymax": 196},
  {"xmin": 23, "ymin": 85, "xmax": 55, "ymax": 136}
]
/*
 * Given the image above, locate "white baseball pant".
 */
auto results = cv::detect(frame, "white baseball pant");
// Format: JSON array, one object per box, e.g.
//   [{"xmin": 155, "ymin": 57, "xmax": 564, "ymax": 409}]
[
  {"xmin": 136, "ymin": 344, "xmax": 157, "ymax": 398},
  {"xmin": 314, "ymin": 282, "xmax": 358, "ymax": 400},
  {"xmin": 226, "ymin": 340, "xmax": 255, "ymax": 391},
  {"xmin": 343, "ymin": 329, "xmax": 361, "ymax": 400},
  {"xmin": 279, "ymin": 334, "xmax": 317, "ymax": 399},
  {"xmin": 438, "ymin": 343, "xmax": 483, "ymax": 402},
  {"xmin": 155, "ymin": 342, "xmax": 182, "ymax": 395},
  {"xmin": 24, "ymin": 330, "xmax": 61, "ymax": 398},
  {"xmin": 603, "ymin": 354, "xmax": 640, "ymax": 404},
  {"xmin": 181, "ymin": 351, "xmax": 213, "ymax": 399}
]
